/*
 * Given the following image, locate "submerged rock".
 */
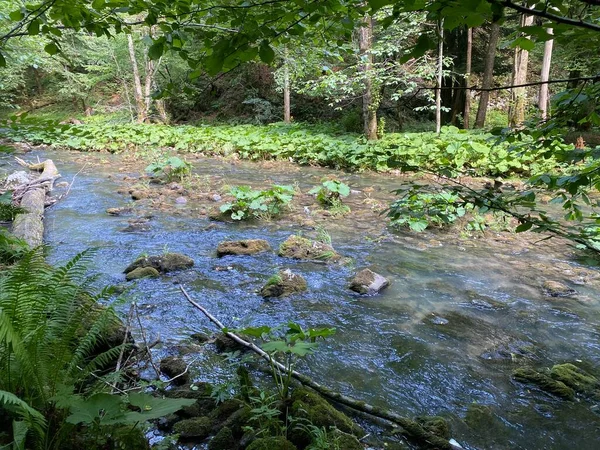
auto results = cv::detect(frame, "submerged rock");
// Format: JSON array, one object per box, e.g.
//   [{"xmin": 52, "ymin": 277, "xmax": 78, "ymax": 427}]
[
  {"xmin": 278, "ymin": 235, "xmax": 341, "ymax": 262},
  {"xmin": 260, "ymin": 269, "xmax": 307, "ymax": 298},
  {"xmin": 416, "ymin": 416, "xmax": 451, "ymax": 440},
  {"xmin": 160, "ymin": 356, "xmax": 189, "ymax": 386},
  {"xmin": 106, "ymin": 207, "xmax": 133, "ymax": 216},
  {"xmin": 124, "ymin": 252, "xmax": 194, "ymax": 274},
  {"xmin": 125, "ymin": 266, "xmax": 160, "ymax": 281},
  {"xmin": 217, "ymin": 239, "xmax": 271, "ymax": 256},
  {"xmin": 512, "ymin": 367, "xmax": 575, "ymax": 399},
  {"xmin": 550, "ymin": 363, "xmax": 599, "ymax": 395},
  {"xmin": 542, "ymin": 280, "xmax": 577, "ymax": 297},
  {"xmin": 349, "ymin": 268, "xmax": 390, "ymax": 295},
  {"xmin": 173, "ymin": 416, "xmax": 212, "ymax": 440}
]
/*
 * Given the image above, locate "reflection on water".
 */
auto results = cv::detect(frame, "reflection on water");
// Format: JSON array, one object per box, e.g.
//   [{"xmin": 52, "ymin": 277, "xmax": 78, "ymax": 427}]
[{"xmin": 6, "ymin": 149, "xmax": 600, "ymax": 449}]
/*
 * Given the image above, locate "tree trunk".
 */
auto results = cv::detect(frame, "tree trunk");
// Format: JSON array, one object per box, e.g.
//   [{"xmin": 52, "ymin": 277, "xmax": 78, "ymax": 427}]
[
  {"xmin": 283, "ymin": 46, "xmax": 291, "ymax": 123},
  {"xmin": 463, "ymin": 27, "xmax": 473, "ymax": 128},
  {"xmin": 436, "ymin": 19, "xmax": 444, "ymax": 135},
  {"xmin": 475, "ymin": 23, "xmax": 500, "ymax": 128},
  {"xmin": 538, "ymin": 29, "xmax": 554, "ymax": 121},
  {"xmin": 508, "ymin": 13, "xmax": 534, "ymax": 127},
  {"xmin": 127, "ymin": 34, "xmax": 147, "ymax": 123},
  {"xmin": 359, "ymin": 14, "xmax": 377, "ymax": 140}
]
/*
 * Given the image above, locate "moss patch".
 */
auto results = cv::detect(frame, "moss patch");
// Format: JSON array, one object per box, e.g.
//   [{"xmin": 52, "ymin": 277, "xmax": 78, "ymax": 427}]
[
  {"xmin": 260, "ymin": 269, "xmax": 307, "ymax": 298},
  {"xmin": 512, "ymin": 367, "xmax": 575, "ymax": 400},
  {"xmin": 246, "ymin": 437, "xmax": 297, "ymax": 450},
  {"xmin": 124, "ymin": 252, "xmax": 194, "ymax": 274},
  {"xmin": 173, "ymin": 416, "xmax": 213, "ymax": 440},
  {"xmin": 550, "ymin": 363, "xmax": 599, "ymax": 394},
  {"xmin": 208, "ymin": 426, "xmax": 236, "ymax": 450},
  {"xmin": 217, "ymin": 239, "xmax": 271, "ymax": 256},
  {"xmin": 125, "ymin": 266, "xmax": 160, "ymax": 281},
  {"xmin": 278, "ymin": 235, "xmax": 341, "ymax": 262}
]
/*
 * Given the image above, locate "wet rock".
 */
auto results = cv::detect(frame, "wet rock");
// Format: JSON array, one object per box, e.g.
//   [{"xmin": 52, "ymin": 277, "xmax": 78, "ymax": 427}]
[
  {"xmin": 190, "ymin": 332, "xmax": 210, "ymax": 344},
  {"xmin": 126, "ymin": 266, "xmax": 160, "ymax": 281},
  {"xmin": 175, "ymin": 196, "xmax": 187, "ymax": 204},
  {"xmin": 512, "ymin": 367, "xmax": 575, "ymax": 399},
  {"xmin": 160, "ymin": 356, "xmax": 189, "ymax": 386},
  {"xmin": 246, "ymin": 437, "xmax": 297, "ymax": 450},
  {"xmin": 106, "ymin": 207, "xmax": 132, "ymax": 216},
  {"xmin": 209, "ymin": 193, "xmax": 222, "ymax": 202},
  {"xmin": 55, "ymin": 181, "xmax": 69, "ymax": 189},
  {"xmin": 214, "ymin": 333, "xmax": 245, "ymax": 353},
  {"xmin": 217, "ymin": 239, "xmax": 271, "ymax": 257},
  {"xmin": 428, "ymin": 315, "xmax": 449, "ymax": 325},
  {"xmin": 208, "ymin": 426, "xmax": 236, "ymax": 450},
  {"xmin": 131, "ymin": 190, "xmax": 148, "ymax": 200},
  {"xmin": 260, "ymin": 269, "xmax": 307, "ymax": 298},
  {"xmin": 173, "ymin": 416, "xmax": 212, "ymax": 440},
  {"xmin": 124, "ymin": 252, "xmax": 194, "ymax": 274},
  {"xmin": 278, "ymin": 235, "xmax": 341, "ymax": 262},
  {"xmin": 329, "ymin": 430, "xmax": 362, "ymax": 450},
  {"xmin": 550, "ymin": 363, "xmax": 599, "ymax": 395},
  {"xmin": 209, "ymin": 399, "xmax": 245, "ymax": 426},
  {"xmin": 542, "ymin": 280, "xmax": 577, "ymax": 297},
  {"xmin": 479, "ymin": 340, "xmax": 537, "ymax": 362},
  {"xmin": 349, "ymin": 268, "xmax": 390, "ymax": 295},
  {"xmin": 163, "ymin": 383, "xmax": 216, "ymax": 418},
  {"xmin": 416, "ymin": 416, "xmax": 451, "ymax": 440}
]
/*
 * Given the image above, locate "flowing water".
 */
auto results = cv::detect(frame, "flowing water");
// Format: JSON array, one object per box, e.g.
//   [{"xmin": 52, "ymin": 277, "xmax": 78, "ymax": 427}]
[{"xmin": 2, "ymin": 148, "xmax": 600, "ymax": 449}]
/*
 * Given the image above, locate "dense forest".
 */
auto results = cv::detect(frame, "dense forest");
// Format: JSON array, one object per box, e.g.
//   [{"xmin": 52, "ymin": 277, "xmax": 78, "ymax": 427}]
[{"xmin": 1, "ymin": 1, "xmax": 600, "ymax": 449}]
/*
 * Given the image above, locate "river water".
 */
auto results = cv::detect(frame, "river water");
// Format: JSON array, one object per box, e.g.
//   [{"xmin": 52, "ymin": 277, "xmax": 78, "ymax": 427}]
[{"xmin": 3, "ymin": 148, "xmax": 600, "ymax": 449}]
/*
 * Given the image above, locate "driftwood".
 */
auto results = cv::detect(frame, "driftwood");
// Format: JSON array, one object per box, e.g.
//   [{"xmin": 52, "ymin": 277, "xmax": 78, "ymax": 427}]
[
  {"xmin": 179, "ymin": 285, "xmax": 462, "ymax": 450},
  {"xmin": 11, "ymin": 158, "xmax": 60, "ymax": 247}
]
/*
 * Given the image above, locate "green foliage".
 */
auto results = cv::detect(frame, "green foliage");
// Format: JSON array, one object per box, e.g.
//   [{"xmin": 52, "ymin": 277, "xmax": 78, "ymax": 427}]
[
  {"xmin": 243, "ymin": 391, "xmax": 286, "ymax": 438},
  {"xmin": 388, "ymin": 189, "xmax": 471, "ymax": 232},
  {"xmin": 220, "ymin": 184, "xmax": 294, "ymax": 220},
  {"xmin": 0, "ymin": 229, "xmax": 28, "ymax": 265},
  {"xmin": 0, "ymin": 191, "xmax": 24, "ymax": 221},
  {"xmin": 145, "ymin": 156, "xmax": 192, "ymax": 182},
  {"xmin": 309, "ymin": 180, "xmax": 350, "ymax": 207}
]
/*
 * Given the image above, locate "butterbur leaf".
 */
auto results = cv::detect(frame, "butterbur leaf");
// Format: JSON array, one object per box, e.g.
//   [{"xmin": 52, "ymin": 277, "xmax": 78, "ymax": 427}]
[
  {"xmin": 262, "ymin": 340, "xmax": 290, "ymax": 353},
  {"xmin": 66, "ymin": 393, "xmax": 124, "ymax": 425},
  {"xmin": 240, "ymin": 326, "xmax": 272, "ymax": 338},
  {"xmin": 125, "ymin": 393, "xmax": 195, "ymax": 421}
]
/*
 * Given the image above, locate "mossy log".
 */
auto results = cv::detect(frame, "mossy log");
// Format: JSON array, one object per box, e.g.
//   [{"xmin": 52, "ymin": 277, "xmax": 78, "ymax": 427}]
[
  {"xmin": 180, "ymin": 285, "xmax": 460, "ymax": 450},
  {"xmin": 11, "ymin": 158, "xmax": 60, "ymax": 247}
]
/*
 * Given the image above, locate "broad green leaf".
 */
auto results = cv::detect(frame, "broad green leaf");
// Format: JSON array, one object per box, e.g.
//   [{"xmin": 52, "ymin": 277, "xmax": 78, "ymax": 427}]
[
  {"xmin": 44, "ymin": 42, "xmax": 59, "ymax": 56},
  {"xmin": 259, "ymin": 43, "xmax": 275, "ymax": 64}
]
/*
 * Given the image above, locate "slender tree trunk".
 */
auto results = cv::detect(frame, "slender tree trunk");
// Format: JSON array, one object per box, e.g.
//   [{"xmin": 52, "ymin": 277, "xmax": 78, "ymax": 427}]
[
  {"xmin": 538, "ymin": 29, "xmax": 554, "ymax": 121},
  {"xmin": 283, "ymin": 47, "xmax": 291, "ymax": 123},
  {"xmin": 475, "ymin": 23, "xmax": 500, "ymax": 128},
  {"xmin": 359, "ymin": 14, "xmax": 377, "ymax": 140},
  {"xmin": 436, "ymin": 19, "xmax": 444, "ymax": 135},
  {"xmin": 144, "ymin": 56, "xmax": 153, "ymax": 115},
  {"xmin": 127, "ymin": 33, "xmax": 147, "ymax": 123},
  {"xmin": 463, "ymin": 27, "xmax": 473, "ymax": 128},
  {"xmin": 509, "ymin": 13, "xmax": 534, "ymax": 127}
]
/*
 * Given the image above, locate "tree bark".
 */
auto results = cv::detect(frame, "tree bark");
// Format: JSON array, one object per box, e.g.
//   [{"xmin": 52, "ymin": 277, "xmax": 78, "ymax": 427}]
[
  {"xmin": 127, "ymin": 33, "xmax": 147, "ymax": 123},
  {"xmin": 359, "ymin": 14, "xmax": 378, "ymax": 140},
  {"xmin": 283, "ymin": 46, "xmax": 291, "ymax": 123},
  {"xmin": 475, "ymin": 22, "xmax": 501, "ymax": 128},
  {"xmin": 436, "ymin": 19, "xmax": 444, "ymax": 134},
  {"xmin": 508, "ymin": 13, "xmax": 534, "ymax": 127},
  {"xmin": 538, "ymin": 29, "xmax": 554, "ymax": 121},
  {"xmin": 463, "ymin": 27, "xmax": 473, "ymax": 128}
]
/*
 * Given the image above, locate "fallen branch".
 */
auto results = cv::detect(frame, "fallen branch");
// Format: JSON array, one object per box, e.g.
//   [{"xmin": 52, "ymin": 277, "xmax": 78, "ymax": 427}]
[{"xmin": 179, "ymin": 285, "xmax": 461, "ymax": 450}]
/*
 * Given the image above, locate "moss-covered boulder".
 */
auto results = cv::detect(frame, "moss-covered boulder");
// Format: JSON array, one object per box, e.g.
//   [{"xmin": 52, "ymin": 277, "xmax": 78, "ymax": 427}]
[
  {"xmin": 260, "ymin": 269, "xmax": 307, "ymax": 298},
  {"xmin": 163, "ymin": 383, "xmax": 216, "ymax": 418},
  {"xmin": 214, "ymin": 333, "xmax": 247, "ymax": 353},
  {"xmin": 217, "ymin": 239, "xmax": 271, "ymax": 256},
  {"xmin": 209, "ymin": 399, "xmax": 245, "ymax": 426},
  {"xmin": 550, "ymin": 363, "xmax": 599, "ymax": 394},
  {"xmin": 124, "ymin": 252, "xmax": 194, "ymax": 274},
  {"xmin": 246, "ymin": 437, "xmax": 297, "ymax": 450},
  {"xmin": 349, "ymin": 268, "xmax": 390, "ymax": 295},
  {"xmin": 208, "ymin": 426, "xmax": 237, "ymax": 450},
  {"xmin": 542, "ymin": 280, "xmax": 576, "ymax": 297},
  {"xmin": 329, "ymin": 429, "xmax": 363, "ymax": 450},
  {"xmin": 290, "ymin": 388, "xmax": 363, "ymax": 438},
  {"xmin": 221, "ymin": 406, "xmax": 252, "ymax": 437},
  {"xmin": 126, "ymin": 266, "xmax": 160, "ymax": 281},
  {"xmin": 415, "ymin": 416, "xmax": 451, "ymax": 440},
  {"xmin": 159, "ymin": 356, "xmax": 189, "ymax": 386},
  {"xmin": 173, "ymin": 416, "xmax": 212, "ymax": 440},
  {"xmin": 278, "ymin": 235, "xmax": 341, "ymax": 262},
  {"xmin": 512, "ymin": 367, "xmax": 575, "ymax": 399}
]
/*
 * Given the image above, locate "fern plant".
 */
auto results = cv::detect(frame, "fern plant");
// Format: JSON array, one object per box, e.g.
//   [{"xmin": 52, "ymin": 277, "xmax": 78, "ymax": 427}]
[{"xmin": 0, "ymin": 249, "xmax": 128, "ymax": 449}]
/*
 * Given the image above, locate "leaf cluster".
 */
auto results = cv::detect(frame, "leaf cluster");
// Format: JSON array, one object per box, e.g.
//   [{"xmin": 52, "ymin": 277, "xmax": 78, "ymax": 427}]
[{"xmin": 220, "ymin": 184, "xmax": 295, "ymax": 220}]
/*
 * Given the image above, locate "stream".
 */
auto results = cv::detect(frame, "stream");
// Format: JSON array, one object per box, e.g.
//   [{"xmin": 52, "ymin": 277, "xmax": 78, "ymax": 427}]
[{"xmin": 2, "ymin": 147, "xmax": 600, "ymax": 449}]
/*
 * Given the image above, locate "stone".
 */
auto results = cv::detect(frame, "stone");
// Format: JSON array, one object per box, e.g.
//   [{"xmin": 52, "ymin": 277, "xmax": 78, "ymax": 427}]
[
  {"xmin": 190, "ymin": 332, "xmax": 210, "ymax": 344},
  {"xmin": 210, "ymin": 194, "xmax": 222, "ymax": 202},
  {"xmin": 106, "ymin": 207, "xmax": 132, "ymax": 216},
  {"xmin": 416, "ymin": 416, "xmax": 451, "ymax": 440},
  {"xmin": 246, "ymin": 437, "xmax": 297, "ymax": 450},
  {"xmin": 208, "ymin": 426, "xmax": 236, "ymax": 450},
  {"xmin": 349, "ymin": 268, "xmax": 390, "ymax": 295},
  {"xmin": 216, "ymin": 239, "xmax": 271, "ymax": 257},
  {"xmin": 173, "ymin": 416, "xmax": 212, "ymax": 440},
  {"xmin": 3, "ymin": 171, "xmax": 30, "ymax": 189},
  {"xmin": 124, "ymin": 252, "xmax": 194, "ymax": 274},
  {"xmin": 131, "ymin": 190, "xmax": 148, "ymax": 200},
  {"xmin": 550, "ymin": 363, "xmax": 599, "ymax": 394},
  {"xmin": 126, "ymin": 266, "xmax": 160, "ymax": 281},
  {"xmin": 175, "ymin": 196, "xmax": 187, "ymax": 204},
  {"xmin": 260, "ymin": 269, "xmax": 307, "ymax": 298},
  {"xmin": 512, "ymin": 367, "xmax": 575, "ymax": 400},
  {"xmin": 159, "ymin": 356, "xmax": 189, "ymax": 386},
  {"xmin": 278, "ymin": 235, "xmax": 341, "ymax": 262},
  {"xmin": 542, "ymin": 280, "xmax": 576, "ymax": 297},
  {"xmin": 214, "ymin": 333, "xmax": 245, "ymax": 353}
]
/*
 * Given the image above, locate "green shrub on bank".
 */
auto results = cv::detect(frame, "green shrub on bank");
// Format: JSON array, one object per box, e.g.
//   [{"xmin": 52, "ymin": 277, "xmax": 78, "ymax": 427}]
[{"xmin": 2, "ymin": 117, "xmax": 570, "ymax": 177}]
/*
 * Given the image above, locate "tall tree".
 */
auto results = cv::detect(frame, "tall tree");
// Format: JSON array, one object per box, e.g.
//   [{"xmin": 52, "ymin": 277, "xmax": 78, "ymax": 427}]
[
  {"xmin": 508, "ymin": 13, "xmax": 534, "ymax": 127},
  {"xmin": 127, "ymin": 34, "xmax": 147, "ymax": 123},
  {"xmin": 435, "ymin": 18, "xmax": 444, "ymax": 134},
  {"xmin": 463, "ymin": 27, "xmax": 473, "ymax": 128},
  {"xmin": 475, "ymin": 22, "xmax": 501, "ymax": 128},
  {"xmin": 359, "ymin": 13, "xmax": 378, "ymax": 140},
  {"xmin": 282, "ymin": 46, "xmax": 291, "ymax": 123},
  {"xmin": 538, "ymin": 28, "xmax": 554, "ymax": 121}
]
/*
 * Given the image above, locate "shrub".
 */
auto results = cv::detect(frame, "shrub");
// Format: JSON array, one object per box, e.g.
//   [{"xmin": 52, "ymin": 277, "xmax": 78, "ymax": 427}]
[
  {"xmin": 220, "ymin": 185, "xmax": 295, "ymax": 220},
  {"xmin": 145, "ymin": 156, "xmax": 192, "ymax": 182}
]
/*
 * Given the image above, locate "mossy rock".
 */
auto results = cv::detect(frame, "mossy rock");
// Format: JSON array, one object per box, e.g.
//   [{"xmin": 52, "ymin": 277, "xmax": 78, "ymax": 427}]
[
  {"xmin": 209, "ymin": 398, "xmax": 245, "ymax": 425},
  {"xmin": 278, "ymin": 235, "xmax": 341, "ymax": 262},
  {"xmin": 217, "ymin": 239, "xmax": 271, "ymax": 256},
  {"xmin": 164, "ymin": 384, "xmax": 216, "ymax": 418},
  {"xmin": 208, "ymin": 426, "xmax": 237, "ymax": 450},
  {"xmin": 329, "ymin": 429, "xmax": 363, "ymax": 450},
  {"xmin": 126, "ymin": 266, "xmax": 160, "ymax": 281},
  {"xmin": 221, "ymin": 406, "xmax": 252, "ymax": 437},
  {"xmin": 215, "ymin": 333, "xmax": 247, "ymax": 353},
  {"xmin": 260, "ymin": 269, "xmax": 308, "ymax": 298},
  {"xmin": 512, "ymin": 367, "xmax": 575, "ymax": 400},
  {"xmin": 550, "ymin": 363, "xmax": 599, "ymax": 394},
  {"xmin": 349, "ymin": 268, "xmax": 390, "ymax": 295},
  {"xmin": 173, "ymin": 416, "xmax": 213, "ymax": 440},
  {"xmin": 124, "ymin": 252, "xmax": 194, "ymax": 274},
  {"xmin": 290, "ymin": 388, "xmax": 363, "ymax": 437},
  {"xmin": 159, "ymin": 356, "xmax": 189, "ymax": 386},
  {"xmin": 246, "ymin": 437, "xmax": 297, "ymax": 450},
  {"xmin": 416, "ymin": 416, "xmax": 451, "ymax": 440}
]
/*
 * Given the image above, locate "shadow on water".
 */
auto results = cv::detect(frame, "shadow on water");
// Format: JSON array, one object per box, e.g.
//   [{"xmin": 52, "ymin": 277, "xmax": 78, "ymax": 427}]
[{"xmin": 6, "ymin": 149, "xmax": 600, "ymax": 449}]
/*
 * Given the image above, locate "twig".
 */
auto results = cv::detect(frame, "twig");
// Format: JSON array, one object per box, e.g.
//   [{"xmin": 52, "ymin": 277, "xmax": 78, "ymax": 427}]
[
  {"xmin": 133, "ymin": 302, "xmax": 161, "ymax": 379},
  {"xmin": 164, "ymin": 358, "xmax": 199, "ymax": 385},
  {"xmin": 179, "ymin": 284, "xmax": 461, "ymax": 450}
]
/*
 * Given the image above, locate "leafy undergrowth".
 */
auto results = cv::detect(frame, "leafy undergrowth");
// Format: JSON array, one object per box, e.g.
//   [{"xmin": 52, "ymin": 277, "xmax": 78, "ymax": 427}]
[{"xmin": 1, "ymin": 117, "xmax": 571, "ymax": 177}]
